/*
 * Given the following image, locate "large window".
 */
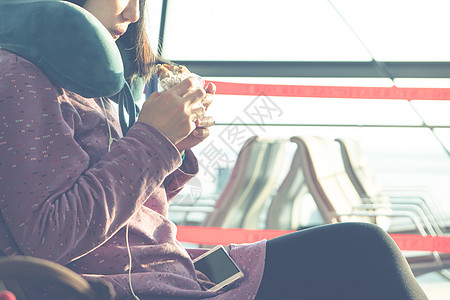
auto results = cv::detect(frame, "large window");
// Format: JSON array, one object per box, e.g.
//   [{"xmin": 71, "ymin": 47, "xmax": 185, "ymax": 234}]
[{"xmin": 145, "ymin": 1, "xmax": 450, "ymax": 219}]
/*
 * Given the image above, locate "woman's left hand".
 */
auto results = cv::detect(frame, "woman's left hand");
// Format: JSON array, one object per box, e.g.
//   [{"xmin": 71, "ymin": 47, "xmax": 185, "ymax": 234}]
[{"xmin": 175, "ymin": 82, "xmax": 216, "ymax": 153}]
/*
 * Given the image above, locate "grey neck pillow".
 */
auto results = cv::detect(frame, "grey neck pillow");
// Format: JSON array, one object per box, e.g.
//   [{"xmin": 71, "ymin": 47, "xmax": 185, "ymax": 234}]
[{"xmin": 0, "ymin": 0, "xmax": 138, "ymax": 134}]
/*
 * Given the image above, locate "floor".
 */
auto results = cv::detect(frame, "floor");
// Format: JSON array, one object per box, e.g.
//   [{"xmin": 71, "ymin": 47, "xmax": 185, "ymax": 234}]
[{"xmin": 417, "ymin": 271, "xmax": 450, "ymax": 300}]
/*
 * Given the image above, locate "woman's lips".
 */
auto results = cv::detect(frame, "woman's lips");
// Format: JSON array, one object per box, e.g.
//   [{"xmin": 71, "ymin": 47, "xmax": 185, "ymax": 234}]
[{"xmin": 111, "ymin": 29, "xmax": 126, "ymax": 39}]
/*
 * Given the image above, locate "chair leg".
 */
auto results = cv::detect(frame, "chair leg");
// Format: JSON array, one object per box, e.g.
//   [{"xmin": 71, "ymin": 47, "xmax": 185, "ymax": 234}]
[{"xmin": 438, "ymin": 269, "xmax": 450, "ymax": 281}]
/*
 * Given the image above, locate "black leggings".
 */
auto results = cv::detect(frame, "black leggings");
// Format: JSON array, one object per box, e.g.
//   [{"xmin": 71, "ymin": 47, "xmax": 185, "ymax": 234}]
[{"xmin": 255, "ymin": 222, "xmax": 428, "ymax": 300}]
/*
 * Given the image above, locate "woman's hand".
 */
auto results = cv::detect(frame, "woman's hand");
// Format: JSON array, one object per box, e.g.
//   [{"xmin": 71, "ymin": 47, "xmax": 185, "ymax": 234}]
[
  {"xmin": 137, "ymin": 77, "xmax": 207, "ymax": 145},
  {"xmin": 175, "ymin": 82, "xmax": 216, "ymax": 153}
]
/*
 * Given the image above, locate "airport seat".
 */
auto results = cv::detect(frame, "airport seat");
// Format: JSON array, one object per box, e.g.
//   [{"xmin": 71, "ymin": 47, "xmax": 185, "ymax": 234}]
[
  {"xmin": 273, "ymin": 136, "xmax": 393, "ymax": 228},
  {"xmin": 203, "ymin": 136, "xmax": 287, "ymax": 229},
  {"xmin": 169, "ymin": 136, "xmax": 287, "ymax": 228},
  {"xmin": 268, "ymin": 135, "xmax": 450, "ymax": 277},
  {"xmin": 282, "ymin": 136, "xmax": 445, "ymax": 234},
  {"xmin": 335, "ymin": 138, "xmax": 450, "ymax": 235},
  {"xmin": 334, "ymin": 138, "xmax": 450, "ymax": 277},
  {"xmin": 0, "ymin": 255, "xmax": 115, "ymax": 300},
  {"xmin": 266, "ymin": 137, "xmax": 323, "ymax": 230}
]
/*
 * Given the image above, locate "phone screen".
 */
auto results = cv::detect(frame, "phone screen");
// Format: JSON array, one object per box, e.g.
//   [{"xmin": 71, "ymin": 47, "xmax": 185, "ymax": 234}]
[{"xmin": 193, "ymin": 246, "xmax": 242, "ymax": 285}]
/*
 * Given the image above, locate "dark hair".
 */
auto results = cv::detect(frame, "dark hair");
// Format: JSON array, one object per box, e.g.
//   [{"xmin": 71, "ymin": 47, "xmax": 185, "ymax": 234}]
[
  {"xmin": 120, "ymin": 0, "xmax": 156, "ymax": 80},
  {"xmin": 64, "ymin": 0, "xmax": 156, "ymax": 80}
]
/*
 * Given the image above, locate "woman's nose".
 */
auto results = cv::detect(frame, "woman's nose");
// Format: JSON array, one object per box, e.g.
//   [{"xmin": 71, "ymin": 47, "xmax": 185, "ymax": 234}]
[{"xmin": 123, "ymin": 0, "xmax": 140, "ymax": 23}]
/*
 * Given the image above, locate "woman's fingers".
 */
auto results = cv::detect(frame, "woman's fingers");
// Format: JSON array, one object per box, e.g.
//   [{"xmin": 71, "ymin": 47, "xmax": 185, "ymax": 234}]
[
  {"xmin": 171, "ymin": 78, "xmax": 213, "ymax": 110},
  {"xmin": 195, "ymin": 116, "xmax": 215, "ymax": 128},
  {"xmin": 202, "ymin": 93, "xmax": 213, "ymax": 110},
  {"xmin": 183, "ymin": 87, "xmax": 207, "ymax": 107},
  {"xmin": 192, "ymin": 127, "xmax": 210, "ymax": 138},
  {"xmin": 193, "ymin": 116, "xmax": 214, "ymax": 138},
  {"xmin": 205, "ymin": 82, "xmax": 216, "ymax": 94},
  {"xmin": 173, "ymin": 76, "xmax": 205, "ymax": 97},
  {"xmin": 202, "ymin": 82, "xmax": 216, "ymax": 110},
  {"xmin": 191, "ymin": 105, "xmax": 206, "ymax": 121},
  {"xmin": 137, "ymin": 77, "xmax": 211, "ymax": 145}
]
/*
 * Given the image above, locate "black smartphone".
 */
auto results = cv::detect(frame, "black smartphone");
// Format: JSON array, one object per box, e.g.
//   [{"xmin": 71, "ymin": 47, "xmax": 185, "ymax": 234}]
[{"xmin": 193, "ymin": 245, "xmax": 244, "ymax": 292}]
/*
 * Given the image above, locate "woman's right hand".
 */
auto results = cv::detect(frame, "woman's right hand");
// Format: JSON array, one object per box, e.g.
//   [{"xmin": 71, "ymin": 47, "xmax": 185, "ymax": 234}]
[{"xmin": 137, "ymin": 77, "xmax": 207, "ymax": 145}]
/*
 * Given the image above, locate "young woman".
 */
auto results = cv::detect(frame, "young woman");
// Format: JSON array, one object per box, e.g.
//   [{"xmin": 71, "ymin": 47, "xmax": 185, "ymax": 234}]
[{"xmin": 0, "ymin": 0, "xmax": 428, "ymax": 299}]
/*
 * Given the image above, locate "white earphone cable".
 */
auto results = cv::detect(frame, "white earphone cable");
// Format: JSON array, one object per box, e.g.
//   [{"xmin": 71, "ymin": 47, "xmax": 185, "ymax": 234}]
[
  {"xmin": 101, "ymin": 98, "xmax": 140, "ymax": 299},
  {"xmin": 126, "ymin": 222, "xmax": 140, "ymax": 300}
]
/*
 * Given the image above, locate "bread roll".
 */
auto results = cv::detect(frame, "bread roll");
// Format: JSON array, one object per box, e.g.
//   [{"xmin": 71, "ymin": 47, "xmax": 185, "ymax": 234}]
[{"xmin": 157, "ymin": 64, "xmax": 197, "ymax": 91}]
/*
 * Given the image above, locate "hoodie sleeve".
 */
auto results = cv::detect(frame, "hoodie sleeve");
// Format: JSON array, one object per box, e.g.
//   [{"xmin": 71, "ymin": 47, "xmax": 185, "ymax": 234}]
[
  {"xmin": 143, "ymin": 73, "xmax": 200, "ymax": 201},
  {"xmin": 0, "ymin": 53, "xmax": 182, "ymax": 264},
  {"xmin": 164, "ymin": 149, "xmax": 199, "ymax": 202}
]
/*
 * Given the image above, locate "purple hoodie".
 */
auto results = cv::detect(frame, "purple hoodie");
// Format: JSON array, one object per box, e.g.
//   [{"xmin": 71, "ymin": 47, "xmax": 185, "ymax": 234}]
[{"xmin": 0, "ymin": 49, "xmax": 265, "ymax": 299}]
